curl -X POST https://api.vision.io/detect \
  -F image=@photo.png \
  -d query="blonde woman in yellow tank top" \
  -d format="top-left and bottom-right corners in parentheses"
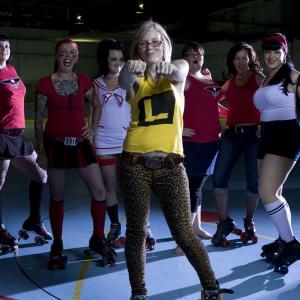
top-left (118, 20), bottom-right (232, 300)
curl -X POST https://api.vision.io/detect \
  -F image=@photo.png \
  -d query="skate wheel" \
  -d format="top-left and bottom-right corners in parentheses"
top-left (19, 229), bottom-right (29, 240)
top-left (1, 245), bottom-right (10, 255)
top-left (62, 255), bottom-right (68, 264)
top-left (34, 236), bottom-right (46, 246)
top-left (261, 251), bottom-right (275, 263)
top-left (240, 232), bottom-right (248, 245)
top-left (109, 261), bottom-right (116, 267)
top-left (47, 261), bottom-right (66, 270)
top-left (47, 256), bottom-right (67, 270)
top-left (145, 243), bottom-right (155, 251)
top-left (274, 264), bottom-right (288, 274)
top-left (97, 258), bottom-right (107, 267)
top-left (221, 239), bottom-right (230, 247)
top-left (111, 237), bottom-right (125, 249)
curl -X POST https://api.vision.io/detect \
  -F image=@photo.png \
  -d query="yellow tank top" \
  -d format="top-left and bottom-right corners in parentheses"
top-left (124, 76), bottom-right (184, 155)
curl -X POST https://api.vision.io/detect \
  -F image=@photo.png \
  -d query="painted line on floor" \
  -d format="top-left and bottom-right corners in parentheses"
top-left (73, 260), bottom-right (92, 300)
top-left (73, 218), bottom-right (276, 299)
top-left (72, 216), bottom-right (126, 300)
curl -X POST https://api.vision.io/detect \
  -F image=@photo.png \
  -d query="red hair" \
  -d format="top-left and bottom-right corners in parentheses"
top-left (55, 39), bottom-right (79, 54)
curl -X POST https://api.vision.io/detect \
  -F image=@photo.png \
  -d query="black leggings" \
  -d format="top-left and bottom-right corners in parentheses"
top-left (119, 160), bottom-right (216, 296)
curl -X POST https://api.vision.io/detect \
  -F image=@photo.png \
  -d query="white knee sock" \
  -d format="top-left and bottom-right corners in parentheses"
top-left (264, 199), bottom-right (294, 242)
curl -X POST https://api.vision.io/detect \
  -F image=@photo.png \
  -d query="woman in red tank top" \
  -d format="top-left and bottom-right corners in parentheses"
top-left (174, 41), bottom-right (224, 256)
top-left (211, 42), bottom-right (265, 247)
top-left (0, 34), bottom-right (50, 254)
top-left (35, 39), bottom-right (115, 270)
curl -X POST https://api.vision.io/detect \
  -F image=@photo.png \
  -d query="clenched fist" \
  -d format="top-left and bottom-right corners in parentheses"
top-left (125, 60), bottom-right (146, 77)
top-left (156, 62), bottom-right (179, 80)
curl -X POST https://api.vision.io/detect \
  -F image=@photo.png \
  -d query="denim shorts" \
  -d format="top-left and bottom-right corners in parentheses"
top-left (183, 140), bottom-right (220, 177)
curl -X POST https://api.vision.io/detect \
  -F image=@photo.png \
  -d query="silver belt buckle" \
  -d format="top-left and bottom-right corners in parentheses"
top-left (64, 137), bottom-right (77, 146)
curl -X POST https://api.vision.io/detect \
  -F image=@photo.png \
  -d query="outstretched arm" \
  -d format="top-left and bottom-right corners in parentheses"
top-left (156, 59), bottom-right (189, 83)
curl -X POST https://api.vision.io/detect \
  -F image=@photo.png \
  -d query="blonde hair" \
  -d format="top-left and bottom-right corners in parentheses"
top-left (130, 20), bottom-right (172, 62)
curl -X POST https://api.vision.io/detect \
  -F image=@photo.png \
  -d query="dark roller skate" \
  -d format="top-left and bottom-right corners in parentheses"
top-left (145, 226), bottom-right (156, 251)
top-left (201, 281), bottom-right (233, 299)
top-left (130, 295), bottom-right (148, 300)
top-left (273, 239), bottom-right (300, 274)
top-left (0, 224), bottom-right (18, 254)
top-left (240, 218), bottom-right (258, 244)
top-left (47, 239), bottom-right (67, 270)
top-left (211, 217), bottom-right (242, 247)
top-left (107, 223), bottom-right (125, 248)
top-left (84, 235), bottom-right (116, 267)
top-left (19, 218), bottom-right (52, 246)
top-left (260, 237), bottom-right (285, 263)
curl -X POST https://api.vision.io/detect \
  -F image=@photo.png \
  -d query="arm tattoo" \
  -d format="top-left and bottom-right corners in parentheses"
top-left (52, 79), bottom-right (78, 96)
top-left (35, 93), bottom-right (47, 152)
top-left (88, 87), bottom-right (101, 131)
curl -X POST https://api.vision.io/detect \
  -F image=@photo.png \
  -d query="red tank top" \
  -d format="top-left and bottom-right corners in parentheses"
top-left (183, 75), bottom-right (222, 143)
top-left (0, 64), bottom-right (26, 130)
top-left (225, 72), bottom-right (260, 126)
top-left (36, 73), bottom-right (92, 138)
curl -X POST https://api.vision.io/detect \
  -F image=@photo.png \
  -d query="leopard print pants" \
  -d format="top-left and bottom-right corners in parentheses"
top-left (119, 159), bottom-right (216, 296)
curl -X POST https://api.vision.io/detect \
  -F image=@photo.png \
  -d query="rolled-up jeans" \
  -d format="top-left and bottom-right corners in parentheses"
top-left (213, 125), bottom-right (259, 198)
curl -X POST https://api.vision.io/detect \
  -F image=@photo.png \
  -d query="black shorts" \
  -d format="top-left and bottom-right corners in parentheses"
top-left (258, 119), bottom-right (300, 160)
top-left (45, 137), bottom-right (97, 169)
top-left (0, 129), bottom-right (34, 159)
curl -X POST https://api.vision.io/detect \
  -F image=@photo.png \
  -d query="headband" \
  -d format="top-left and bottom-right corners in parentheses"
top-left (263, 35), bottom-right (288, 54)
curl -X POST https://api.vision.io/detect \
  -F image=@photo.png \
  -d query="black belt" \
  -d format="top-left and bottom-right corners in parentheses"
top-left (121, 152), bottom-right (183, 170)
top-left (227, 125), bottom-right (258, 134)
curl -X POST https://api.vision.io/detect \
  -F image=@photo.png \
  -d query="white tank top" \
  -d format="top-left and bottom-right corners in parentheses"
top-left (94, 76), bottom-right (131, 155)
top-left (253, 82), bottom-right (296, 122)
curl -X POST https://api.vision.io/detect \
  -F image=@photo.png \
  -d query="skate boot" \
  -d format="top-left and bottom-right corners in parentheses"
top-left (107, 223), bottom-right (125, 248)
top-left (260, 237), bottom-right (285, 263)
top-left (211, 217), bottom-right (242, 247)
top-left (19, 217), bottom-right (52, 245)
top-left (273, 239), bottom-right (300, 274)
top-left (145, 226), bottom-right (156, 251)
top-left (86, 235), bottom-right (116, 267)
top-left (240, 218), bottom-right (258, 244)
top-left (0, 224), bottom-right (18, 254)
top-left (47, 239), bottom-right (67, 270)
top-left (201, 281), bottom-right (233, 299)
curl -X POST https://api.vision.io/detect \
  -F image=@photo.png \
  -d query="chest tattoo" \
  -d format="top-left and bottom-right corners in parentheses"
top-left (53, 79), bottom-right (78, 96)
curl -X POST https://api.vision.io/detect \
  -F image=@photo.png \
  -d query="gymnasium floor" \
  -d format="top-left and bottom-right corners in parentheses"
top-left (0, 126), bottom-right (300, 300)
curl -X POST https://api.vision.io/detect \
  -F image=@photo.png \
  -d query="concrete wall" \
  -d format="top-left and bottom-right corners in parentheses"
top-left (1, 0), bottom-right (300, 103)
